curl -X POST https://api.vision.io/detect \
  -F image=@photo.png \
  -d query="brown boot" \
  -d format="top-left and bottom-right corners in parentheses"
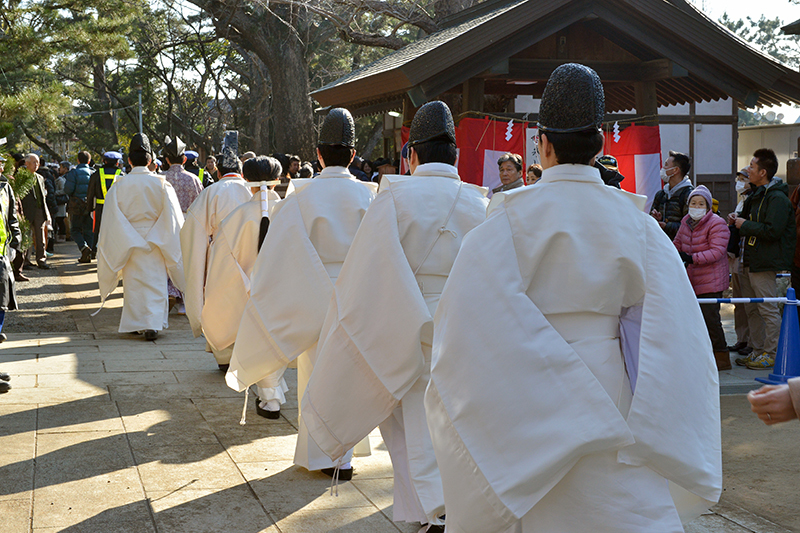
top-left (715, 350), bottom-right (732, 371)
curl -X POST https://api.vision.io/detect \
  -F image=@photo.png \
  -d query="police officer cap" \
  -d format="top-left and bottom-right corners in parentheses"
top-left (538, 63), bottom-right (604, 134)
top-left (185, 150), bottom-right (199, 160)
top-left (129, 133), bottom-right (151, 156)
top-left (407, 101), bottom-right (456, 148)
top-left (162, 136), bottom-right (185, 160)
top-left (596, 154), bottom-right (618, 170)
top-left (103, 151), bottom-right (122, 161)
top-left (318, 108), bottom-right (355, 148)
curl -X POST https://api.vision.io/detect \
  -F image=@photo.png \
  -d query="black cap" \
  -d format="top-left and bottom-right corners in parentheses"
top-left (407, 101), bottom-right (456, 148)
top-left (129, 133), bottom-right (151, 156)
top-left (318, 108), bottom-right (355, 148)
top-left (163, 136), bottom-right (186, 160)
top-left (538, 63), bottom-right (604, 134)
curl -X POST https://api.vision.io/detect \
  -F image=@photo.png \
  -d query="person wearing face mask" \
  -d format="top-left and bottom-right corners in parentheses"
top-left (650, 151), bottom-right (693, 240)
top-left (673, 186), bottom-right (731, 370)
top-left (726, 168), bottom-right (754, 357)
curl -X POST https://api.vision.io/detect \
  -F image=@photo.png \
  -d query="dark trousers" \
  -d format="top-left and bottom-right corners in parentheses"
top-left (71, 212), bottom-right (94, 251)
top-left (93, 206), bottom-right (103, 253)
top-left (30, 210), bottom-right (47, 263)
top-left (56, 216), bottom-right (67, 237)
top-left (698, 291), bottom-right (728, 351)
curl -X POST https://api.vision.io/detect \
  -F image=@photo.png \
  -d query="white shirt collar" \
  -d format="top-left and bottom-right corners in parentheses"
top-left (413, 163), bottom-right (460, 180)
top-left (317, 166), bottom-right (355, 179)
top-left (539, 164), bottom-right (602, 185)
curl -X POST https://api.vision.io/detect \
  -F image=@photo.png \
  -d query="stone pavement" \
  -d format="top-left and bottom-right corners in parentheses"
top-left (0, 241), bottom-right (798, 532)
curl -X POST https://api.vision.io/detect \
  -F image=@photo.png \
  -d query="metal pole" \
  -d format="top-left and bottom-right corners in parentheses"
top-left (136, 85), bottom-right (143, 134)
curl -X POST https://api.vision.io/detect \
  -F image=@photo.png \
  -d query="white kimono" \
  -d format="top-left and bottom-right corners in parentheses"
top-left (301, 163), bottom-right (488, 525)
top-left (229, 166), bottom-right (377, 470)
top-left (180, 173), bottom-right (252, 364)
top-left (424, 164), bottom-right (722, 533)
top-left (204, 190), bottom-right (288, 402)
top-left (96, 167), bottom-right (185, 332)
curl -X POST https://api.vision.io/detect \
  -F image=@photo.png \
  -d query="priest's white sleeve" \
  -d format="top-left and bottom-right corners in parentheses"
top-left (302, 191), bottom-right (428, 461)
top-left (202, 227), bottom-right (248, 353)
top-left (227, 197), bottom-right (333, 392)
top-left (425, 207), bottom-right (636, 533)
top-left (180, 200), bottom-right (211, 337)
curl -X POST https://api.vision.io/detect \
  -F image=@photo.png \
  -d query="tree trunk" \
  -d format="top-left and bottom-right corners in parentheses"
top-left (186, 0), bottom-right (315, 160)
top-left (92, 57), bottom-right (118, 145)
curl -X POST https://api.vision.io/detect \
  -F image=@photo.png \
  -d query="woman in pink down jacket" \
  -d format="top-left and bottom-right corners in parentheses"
top-left (674, 185), bottom-right (731, 370)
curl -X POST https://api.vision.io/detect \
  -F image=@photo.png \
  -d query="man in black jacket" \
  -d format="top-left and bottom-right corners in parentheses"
top-left (650, 151), bottom-right (693, 240)
top-left (732, 148), bottom-right (796, 370)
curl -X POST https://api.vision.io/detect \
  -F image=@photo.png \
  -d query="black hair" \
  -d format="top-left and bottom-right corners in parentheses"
top-left (317, 144), bottom-right (355, 168)
top-left (77, 151), bottom-right (91, 164)
top-left (753, 148), bottom-right (779, 179)
top-left (542, 130), bottom-right (604, 165)
top-left (527, 164), bottom-right (543, 178)
top-left (129, 152), bottom-right (151, 167)
top-left (668, 150), bottom-right (691, 177)
top-left (243, 156), bottom-right (281, 182)
top-left (272, 153), bottom-right (289, 175)
top-left (497, 153), bottom-right (523, 172)
top-left (412, 140), bottom-right (457, 166)
top-left (299, 164), bottom-right (314, 179)
top-left (288, 154), bottom-right (301, 164)
top-left (217, 158), bottom-right (243, 176)
top-left (165, 154), bottom-right (184, 166)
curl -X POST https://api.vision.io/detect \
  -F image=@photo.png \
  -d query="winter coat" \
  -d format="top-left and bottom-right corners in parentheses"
top-left (673, 210), bottom-right (730, 295)
top-left (652, 179), bottom-right (693, 241)
top-left (64, 163), bottom-right (93, 200)
top-left (740, 180), bottom-right (796, 272)
top-left (0, 179), bottom-right (21, 310)
top-left (41, 167), bottom-right (57, 216)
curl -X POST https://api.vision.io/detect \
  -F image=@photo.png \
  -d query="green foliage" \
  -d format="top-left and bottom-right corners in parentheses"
top-left (720, 13), bottom-right (800, 69)
top-left (8, 168), bottom-right (37, 249)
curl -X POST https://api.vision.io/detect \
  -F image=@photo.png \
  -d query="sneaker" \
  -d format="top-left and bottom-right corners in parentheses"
top-left (746, 352), bottom-right (775, 370)
top-left (78, 246), bottom-right (92, 264)
top-left (735, 352), bottom-right (756, 366)
top-left (44, 251), bottom-right (54, 258)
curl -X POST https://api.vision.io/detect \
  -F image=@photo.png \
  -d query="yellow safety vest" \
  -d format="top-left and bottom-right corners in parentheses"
top-left (197, 168), bottom-right (204, 184)
top-left (96, 168), bottom-right (121, 204)
top-left (0, 184), bottom-right (8, 256)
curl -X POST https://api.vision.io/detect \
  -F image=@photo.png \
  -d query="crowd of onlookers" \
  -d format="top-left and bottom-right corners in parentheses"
top-left (652, 148), bottom-right (796, 373)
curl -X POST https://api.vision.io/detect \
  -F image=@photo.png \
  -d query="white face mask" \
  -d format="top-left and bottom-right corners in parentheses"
top-left (688, 207), bottom-right (706, 221)
top-left (735, 180), bottom-right (747, 194)
top-left (660, 167), bottom-right (670, 183)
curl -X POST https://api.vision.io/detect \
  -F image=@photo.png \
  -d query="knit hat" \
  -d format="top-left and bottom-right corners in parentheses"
top-left (688, 185), bottom-right (712, 211)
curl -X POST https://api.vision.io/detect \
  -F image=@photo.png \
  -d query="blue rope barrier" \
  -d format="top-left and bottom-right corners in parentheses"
top-left (697, 297), bottom-right (796, 304)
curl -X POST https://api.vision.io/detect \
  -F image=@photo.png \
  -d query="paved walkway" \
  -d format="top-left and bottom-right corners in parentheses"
top-left (0, 242), bottom-right (798, 532)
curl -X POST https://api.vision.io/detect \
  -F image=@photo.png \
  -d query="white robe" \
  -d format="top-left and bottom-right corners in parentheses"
top-left (229, 166), bottom-right (377, 470)
top-left (180, 173), bottom-right (252, 363)
top-left (96, 167), bottom-right (185, 332)
top-left (301, 164), bottom-right (488, 524)
top-left (424, 164), bottom-right (722, 533)
top-left (204, 191), bottom-right (288, 401)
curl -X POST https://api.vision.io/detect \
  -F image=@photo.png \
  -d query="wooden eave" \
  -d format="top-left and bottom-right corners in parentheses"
top-left (311, 0), bottom-right (800, 113)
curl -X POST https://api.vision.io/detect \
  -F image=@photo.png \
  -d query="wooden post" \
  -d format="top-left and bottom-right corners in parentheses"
top-left (402, 94), bottom-right (418, 128)
top-left (462, 78), bottom-right (485, 113)
top-left (634, 81), bottom-right (659, 123)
